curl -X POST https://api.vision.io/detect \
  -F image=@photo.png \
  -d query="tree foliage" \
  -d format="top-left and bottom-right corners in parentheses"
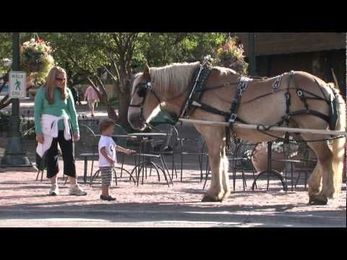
top-left (0, 32), bottom-right (247, 128)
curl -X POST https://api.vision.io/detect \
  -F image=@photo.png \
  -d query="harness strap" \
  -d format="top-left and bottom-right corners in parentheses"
top-left (288, 109), bottom-right (330, 123)
top-left (284, 71), bottom-right (294, 125)
top-left (180, 61), bottom-right (212, 118)
top-left (190, 101), bottom-right (230, 117)
top-left (227, 77), bottom-right (252, 128)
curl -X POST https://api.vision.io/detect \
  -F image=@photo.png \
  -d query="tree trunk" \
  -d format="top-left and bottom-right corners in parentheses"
top-left (117, 66), bottom-right (131, 128)
top-left (107, 104), bottom-right (118, 121)
top-left (118, 86), bottom-right (130, 128)
top-left (87, 76), bottom-right (119, 121)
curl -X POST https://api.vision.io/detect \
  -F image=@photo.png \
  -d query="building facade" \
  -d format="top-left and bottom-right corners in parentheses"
top-left (234, 33), bottom-right (346, 96)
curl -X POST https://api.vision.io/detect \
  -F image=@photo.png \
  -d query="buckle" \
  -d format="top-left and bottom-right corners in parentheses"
top-left (229, 113), bottom-right (237, 123)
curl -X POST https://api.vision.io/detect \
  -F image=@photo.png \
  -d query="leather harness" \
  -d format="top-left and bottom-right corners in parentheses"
top-left (130, 62), bottom-right (338, 141)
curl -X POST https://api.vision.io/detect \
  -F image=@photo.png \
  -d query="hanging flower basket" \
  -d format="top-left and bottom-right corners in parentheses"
top-left (214, 37), bottom-right (248, 75)
top-left (20, 37), bottom-right (55, 89)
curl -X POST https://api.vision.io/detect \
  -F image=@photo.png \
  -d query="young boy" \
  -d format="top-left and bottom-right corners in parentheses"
top-left (98, 119), bottom-right (135, 201)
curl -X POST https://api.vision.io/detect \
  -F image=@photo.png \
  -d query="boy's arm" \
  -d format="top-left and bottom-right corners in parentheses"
top-left (116, 145), bottom-right (135, 154)
top-left (100, 147), bottom-right (115, 164)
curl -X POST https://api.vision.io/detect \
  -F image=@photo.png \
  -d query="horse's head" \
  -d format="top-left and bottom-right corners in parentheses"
top-left (128, 64), bottom-right (161, 130)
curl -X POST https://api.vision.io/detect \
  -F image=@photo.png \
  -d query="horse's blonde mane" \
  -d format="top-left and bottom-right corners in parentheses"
top-left (150, 62), bottom-right (200, 93)
top-left (131, 62), bottom-right (240, 96)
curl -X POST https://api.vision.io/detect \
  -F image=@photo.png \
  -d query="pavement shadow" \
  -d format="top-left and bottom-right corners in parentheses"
top-left (1, 199), bottom-right (345, 227)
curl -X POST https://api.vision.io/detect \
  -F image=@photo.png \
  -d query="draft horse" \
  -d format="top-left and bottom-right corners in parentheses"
top-left (128, 61), bottom-right (346, 205)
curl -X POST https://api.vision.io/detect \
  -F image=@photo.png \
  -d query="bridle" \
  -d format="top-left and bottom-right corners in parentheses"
top-left (128, 78), bottom-right (191, 123)
top-left (129, 80), bottom-right (162, 122)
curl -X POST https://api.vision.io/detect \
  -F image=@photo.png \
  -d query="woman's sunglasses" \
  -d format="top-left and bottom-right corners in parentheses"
top-left (55, 77), bottom-right (66, 82)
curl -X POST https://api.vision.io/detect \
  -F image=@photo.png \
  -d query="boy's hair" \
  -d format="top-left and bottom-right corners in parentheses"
top-left (99, 118), bottom-right (115, 133)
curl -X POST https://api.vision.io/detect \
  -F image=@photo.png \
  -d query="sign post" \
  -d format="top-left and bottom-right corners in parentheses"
top-left (1, 33), bottom-right (31, 168)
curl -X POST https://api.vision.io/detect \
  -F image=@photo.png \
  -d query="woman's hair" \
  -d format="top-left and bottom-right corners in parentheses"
top-left (45, 66), bottom-right (68, 104)
top-left (99, 118), bottom-right (115, 133)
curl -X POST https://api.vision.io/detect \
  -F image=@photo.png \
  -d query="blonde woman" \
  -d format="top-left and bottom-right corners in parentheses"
top-left (34, 66), bottom-right (87, 196)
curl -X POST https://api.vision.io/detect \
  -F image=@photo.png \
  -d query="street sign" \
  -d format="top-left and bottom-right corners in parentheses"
top-left (9, 71), bottom-right (26, 98)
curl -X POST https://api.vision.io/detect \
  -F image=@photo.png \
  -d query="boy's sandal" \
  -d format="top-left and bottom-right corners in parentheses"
top-left (100, 195), bottom-right (116, 201)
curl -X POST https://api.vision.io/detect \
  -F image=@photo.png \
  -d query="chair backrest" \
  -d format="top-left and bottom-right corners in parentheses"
top-left (150, 124), bottom-right (180, 152)
top-left (228, 138), bottom-right (257, 170)
top-left (176, 123), bottom-right (207, 153)
top-left (78, 118), bottom-right (100, 134)
top-left (293, 141), bottom-right (317, 169)
top-left (113, 123), bottom-right (128, 147)
top-left (77, 124), bottom-right (99, 154)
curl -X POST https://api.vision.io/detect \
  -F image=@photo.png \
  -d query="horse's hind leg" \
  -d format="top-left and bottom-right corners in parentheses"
top-left (307, 163), bottom-right (322, 196)
top-left (302, 135), bottom-right (334, 205)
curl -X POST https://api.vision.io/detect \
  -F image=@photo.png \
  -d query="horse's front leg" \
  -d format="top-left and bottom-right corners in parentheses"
top-left (221, 145), bottom-right (231, 200)
top-left (201, 132), bottom-right (225, 202)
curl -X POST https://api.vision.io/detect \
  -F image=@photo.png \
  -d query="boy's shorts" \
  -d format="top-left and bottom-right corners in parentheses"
top-left (100, 167), bottom-right (113, 186)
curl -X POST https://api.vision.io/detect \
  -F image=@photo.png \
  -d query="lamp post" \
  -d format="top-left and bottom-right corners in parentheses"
top-left (248, 32), bottom-right (256, 75)
top-left (0, 33), bottom-right (31, 167)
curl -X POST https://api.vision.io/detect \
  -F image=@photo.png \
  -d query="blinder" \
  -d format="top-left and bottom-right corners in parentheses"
top-left (137, 81), bottom-right (151, 98)
top-left (129, 81), bottom-right (152, 108)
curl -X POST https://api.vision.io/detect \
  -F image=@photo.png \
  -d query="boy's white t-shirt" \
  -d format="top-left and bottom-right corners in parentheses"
top-left (98, 135), bottom-right (117, 167)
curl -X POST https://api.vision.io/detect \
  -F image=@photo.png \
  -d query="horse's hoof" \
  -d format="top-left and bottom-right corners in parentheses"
top-left (222, 191), bottom-right (231, 201)
top-left (201, 195), bottom-right (222, 202)
top-left (309, 195), bottom-right (328, 205)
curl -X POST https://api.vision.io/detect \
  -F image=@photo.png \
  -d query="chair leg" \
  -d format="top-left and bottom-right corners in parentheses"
top-left (159, 157), bottom-right (171, 187)
top-left (251, 167), bottom-right (257, 189)
top-left (120, 154), bottom-right (125, 178)
top-left (198, 154), bottom-right (203, 182)
top-left (113, 168), bottom-right (118, 186)
top-left (233, 163), bottom-right (236, 191)
top-left (83, 158), bottom-right (88, 184)
top-left (202, 170), bottom-right (209, 190)
top-left (294, 171), bottom-right (301, 189)
top-left (180, 152), bottom-right (183, 182)
top-left (90, 169), bottom-right (101, 186)
top-left (241, 168), bottom-right (247, 191)
top-left (90, 159), bottom-right (94, 180)
top-left (304, 171), bottom-right (308, 189)
top-left (162, 156), bottom-right (173, 185)
top-left (136, 165), bottom-right (144, 186)
top-left (172, 154), bottom-right (177, 180)
top-left (205, 156), bottom-right (209, 176)
top-left (142, 164), bottom-right (145, 185)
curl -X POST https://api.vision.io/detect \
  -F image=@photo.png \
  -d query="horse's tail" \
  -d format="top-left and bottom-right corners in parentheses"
top-left (331, 89), bottom-right (346, 196)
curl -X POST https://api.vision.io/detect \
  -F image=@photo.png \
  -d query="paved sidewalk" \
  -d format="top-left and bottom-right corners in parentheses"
top-left (0, 161), bottom-right (345, 227)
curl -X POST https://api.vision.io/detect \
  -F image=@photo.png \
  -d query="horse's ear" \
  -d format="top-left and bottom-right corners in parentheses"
top-left (143, 63), bottom-right (150, 81)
